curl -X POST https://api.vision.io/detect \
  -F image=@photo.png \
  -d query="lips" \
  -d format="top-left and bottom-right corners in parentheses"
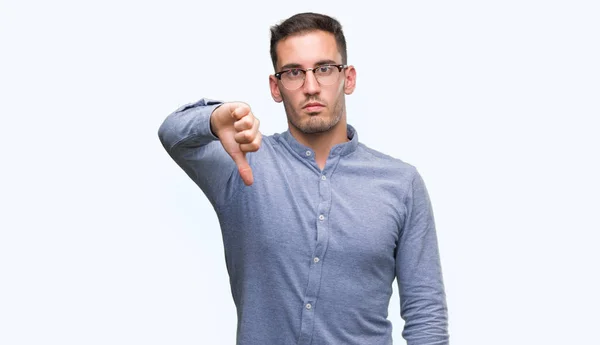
top-left (303, 102), bottom-right (325, 112)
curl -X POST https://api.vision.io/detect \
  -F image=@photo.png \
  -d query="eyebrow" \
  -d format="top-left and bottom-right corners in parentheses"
top-left (280, 59), bottom-right (340, 70)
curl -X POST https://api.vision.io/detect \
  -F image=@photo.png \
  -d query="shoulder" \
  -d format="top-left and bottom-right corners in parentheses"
top-left (352, 141), bottom-right (419, 181)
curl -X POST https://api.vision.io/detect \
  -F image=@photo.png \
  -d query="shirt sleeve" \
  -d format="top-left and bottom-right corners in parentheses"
top-left (157, 98), bottom-right (244, 209)
top-left (396, 168), bottom-right (449, 345)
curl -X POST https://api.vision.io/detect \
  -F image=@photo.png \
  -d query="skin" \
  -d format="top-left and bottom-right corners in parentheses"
top-left (269, 30), bottom-right (357, 169)
top-left (211, 29), bottom-right (356, 185)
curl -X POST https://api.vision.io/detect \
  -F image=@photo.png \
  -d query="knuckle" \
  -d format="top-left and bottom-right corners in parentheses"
top-left (234, 120), bottom-right (245, 131)
top-left (251, 138), bottom-right (262, 151)
top-left (235, 117), bottom-right (250, 130)
top-left (241, 141), bottom-right (260, 152)
top-left (233, 104), bottom-right (250, 119)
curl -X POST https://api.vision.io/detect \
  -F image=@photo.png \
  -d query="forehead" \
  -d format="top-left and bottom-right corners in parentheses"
top-left (276, 30), bottom-right (341, 69)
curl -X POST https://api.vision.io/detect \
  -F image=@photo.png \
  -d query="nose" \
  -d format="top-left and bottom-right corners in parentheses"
top-left (302, 69), bottom-right (321, 95)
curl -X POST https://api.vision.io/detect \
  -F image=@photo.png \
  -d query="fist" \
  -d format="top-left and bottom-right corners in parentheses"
top-left (211, 102), bottom-right (262, 186)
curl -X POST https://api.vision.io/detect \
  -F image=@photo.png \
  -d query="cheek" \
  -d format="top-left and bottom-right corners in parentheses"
top-left (282, 91), bottom-right (302, 107)
top-left (280, 91), bottom-right (291, 105)
top-left (281, 93), bottom-right (297, 113)
top-left (328, 83), bottom-right (345, 105)
top-left (338, 79), bottom-right (346, 94)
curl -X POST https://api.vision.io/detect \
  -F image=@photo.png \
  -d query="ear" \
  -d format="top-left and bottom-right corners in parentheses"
top-left (343, 65), bottom-right (357, 95)
top-left (269, 75), bottom-right (283, 103)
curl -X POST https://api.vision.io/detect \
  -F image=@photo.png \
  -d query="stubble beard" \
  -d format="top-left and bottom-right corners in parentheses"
top-left (283, 94), bottom-right (346, 135)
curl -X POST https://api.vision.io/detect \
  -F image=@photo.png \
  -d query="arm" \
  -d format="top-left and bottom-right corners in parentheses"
top-left (396, 168), bottom-right (449, 345)
top-left (157, 98), bottom-right (260, 208)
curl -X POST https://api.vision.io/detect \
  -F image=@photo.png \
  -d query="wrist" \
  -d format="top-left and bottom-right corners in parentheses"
top-left (210, 103), bottom-right (225, 138)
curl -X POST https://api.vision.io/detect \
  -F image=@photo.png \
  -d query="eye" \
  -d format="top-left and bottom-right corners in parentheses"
top-left (317, 65), bottom-right (332, 73)
top-left (315, 65), bottom-right (335, 76)
top-left (287, 69), bottom-right (302, 77)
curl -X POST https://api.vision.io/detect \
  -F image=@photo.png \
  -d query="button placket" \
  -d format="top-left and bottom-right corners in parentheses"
top-left (298, 166), bottom-right (333, 345)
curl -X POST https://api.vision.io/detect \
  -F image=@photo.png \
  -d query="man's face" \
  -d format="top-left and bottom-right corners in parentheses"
top-left (269, 30), bottom-right (356, 135)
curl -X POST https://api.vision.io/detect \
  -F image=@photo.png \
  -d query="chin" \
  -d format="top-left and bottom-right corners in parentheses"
top-left (294, 116), bottom-right (339, 134)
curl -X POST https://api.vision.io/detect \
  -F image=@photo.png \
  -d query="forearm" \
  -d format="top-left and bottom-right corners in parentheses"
top-left (157, 98), bottom-right (240, 207)
top-left (158, 98), bottom-right (223, 154)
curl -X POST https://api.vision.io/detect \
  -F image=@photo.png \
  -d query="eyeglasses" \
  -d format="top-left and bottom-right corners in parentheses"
top-left (274, 64), bottom-right (348, 90)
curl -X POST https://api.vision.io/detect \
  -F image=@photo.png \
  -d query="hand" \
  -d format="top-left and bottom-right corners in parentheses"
top-left (210, 102), bottom-right (262, 186)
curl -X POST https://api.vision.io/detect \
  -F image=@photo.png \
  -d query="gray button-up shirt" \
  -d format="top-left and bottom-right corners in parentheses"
top-left (158, 98), bottom-right (449, 345)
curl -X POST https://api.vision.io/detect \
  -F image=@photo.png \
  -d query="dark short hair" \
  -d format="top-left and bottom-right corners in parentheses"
top-left (269, 12), bottom-right (347, 70)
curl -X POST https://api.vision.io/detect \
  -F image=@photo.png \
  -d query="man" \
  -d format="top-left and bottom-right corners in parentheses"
top-left (158, 12), bottom-right (449, 345)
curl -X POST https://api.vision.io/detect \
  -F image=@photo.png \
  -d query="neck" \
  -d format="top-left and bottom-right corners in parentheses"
top-left (289, 117), bottom-right (349, 170)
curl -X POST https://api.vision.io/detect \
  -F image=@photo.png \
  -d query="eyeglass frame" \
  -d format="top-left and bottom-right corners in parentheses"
top-left (274, 64), bottom-right (348, 90)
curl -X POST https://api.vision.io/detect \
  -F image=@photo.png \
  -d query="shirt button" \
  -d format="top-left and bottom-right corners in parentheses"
top-left (321, 175), bottom-right (326, 180)
top-left (313, 257), bottom-right (320, 263)
top-left (305, 151), bottom-right (312, 156)
top-left (318, 214), bottom-right (325, 221)
top-left (306, 303), bottom-right (312, 310)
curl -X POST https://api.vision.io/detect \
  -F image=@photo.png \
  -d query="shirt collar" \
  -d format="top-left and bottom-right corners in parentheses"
top-left (280, 124), bottom-right (359, 158)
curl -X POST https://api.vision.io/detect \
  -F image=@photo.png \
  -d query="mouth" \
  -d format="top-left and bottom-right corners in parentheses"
top-left (303, 102), bottom-right (325, 112)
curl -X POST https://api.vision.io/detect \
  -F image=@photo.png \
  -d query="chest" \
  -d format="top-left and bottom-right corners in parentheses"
top-left (224, 160), bottom-right (404, 266)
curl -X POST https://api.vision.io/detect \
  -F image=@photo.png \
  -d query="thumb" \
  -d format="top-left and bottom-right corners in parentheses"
top-left (230, 151), bottom-right (254, 186)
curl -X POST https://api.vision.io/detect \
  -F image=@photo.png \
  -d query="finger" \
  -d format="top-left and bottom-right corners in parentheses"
top-left (231, 104), bottom-right (251, 121)
top-left (234, 114), bottom-right (254, 132)
top-left (234, 117), bottom-right (259, 143)
top-left (239, 131), bottom-right (262, 152)
top-left (230, 151), bottom-right (254, 186)
top-left (234, 129), bottom-right (255, 144)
